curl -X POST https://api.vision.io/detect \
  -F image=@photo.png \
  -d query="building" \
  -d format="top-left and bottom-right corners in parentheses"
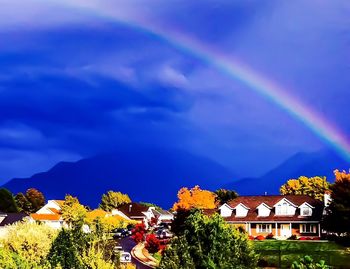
top-left (0, 212), bottom-right (29, 237)
top-left (30, 200), bottom-right (64, 229)
top-left (219, 195), bottom-right (324, 239)
top-left (112, 202), bottom-right (173, 228)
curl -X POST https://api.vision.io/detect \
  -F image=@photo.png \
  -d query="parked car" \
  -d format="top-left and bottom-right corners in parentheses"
top-left (156, 229), bottom-right (173, 239)
top-left (113, 228), bottom-right (129, 239)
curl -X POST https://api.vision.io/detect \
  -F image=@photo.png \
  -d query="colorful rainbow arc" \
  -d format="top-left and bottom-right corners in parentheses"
top-left (52, 1), bottom-right (350, 161)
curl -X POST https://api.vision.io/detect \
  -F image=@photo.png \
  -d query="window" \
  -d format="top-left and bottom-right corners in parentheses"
top-left (276, 202), bottom-right (288, 215)
top-left (300, 224), bottom-right (316, 233)
top-left (301, 206), bottom-right (312, 216)
top-left (257, 224), bottom-right (272, 233)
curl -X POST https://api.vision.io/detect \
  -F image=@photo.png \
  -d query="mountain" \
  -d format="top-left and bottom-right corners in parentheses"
top-left (224, 149), bottom-right (350, 195)
top-left (2, 148), bottom-right (236, 209)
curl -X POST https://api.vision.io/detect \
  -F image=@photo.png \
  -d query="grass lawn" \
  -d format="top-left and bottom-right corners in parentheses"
top-left (253, 240), bottom-right (350, 269)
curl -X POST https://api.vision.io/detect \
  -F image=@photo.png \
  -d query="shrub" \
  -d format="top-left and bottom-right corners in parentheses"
top-left (288, 234), bottom-right (298, 240)
top-left (2, 221), bottom-right (57, 267)
top-left (131, 223), bottom-right (146, 243)
top-left (265, 233), bottom-right (275, 240)
top-left (248, 235), bottom-right (255, 240)
top-left (255, 235), bottom-right (265, 241)
top-left (145, 234), bottom-right (161, 254)
top-left (291, 255), bottom-right (329, 269)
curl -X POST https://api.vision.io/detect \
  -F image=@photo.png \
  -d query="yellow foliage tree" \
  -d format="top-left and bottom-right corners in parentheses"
top-left (61, 195), bottom-right (88, 229)
top-left (99, 191), bottom-right (131, 211)
top-left (280, 176), bottom-right (330, 201)
top-left (172, 185), bottom-right (217, 211)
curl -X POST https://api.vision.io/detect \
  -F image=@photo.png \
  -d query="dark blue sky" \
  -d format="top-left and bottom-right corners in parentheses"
top-left (0, 0), bottom-right (349, 183)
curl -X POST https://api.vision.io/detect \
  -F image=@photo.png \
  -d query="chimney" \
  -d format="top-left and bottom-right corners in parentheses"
top-left (129, 204), bottom-right (132, 213)
top-left (324, 191), bottom-right (332, 207)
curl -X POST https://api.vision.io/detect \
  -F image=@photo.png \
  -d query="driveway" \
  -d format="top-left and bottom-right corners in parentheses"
top-left (119, 237), bottom-right (153, 269)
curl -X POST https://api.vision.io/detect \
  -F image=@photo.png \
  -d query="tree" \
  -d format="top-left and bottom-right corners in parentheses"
top-left (145, 234), bottom-right (161, 254)
top-left (0, 188), bottom-right (18, 213)
top-left (25, 188), bottom-right (45, 212)
top-left (99, 191), bottom-right (131, 211)
top-left (15, 192), bottom-right (31, 213)
top-left (172, 186), bottom-right (217, 211)
top-left (48, 229), bottom-right (82, 269)
top-left (323, 170), bottom-right (350, 235)
top-left (61, 195), bottom-right (87, 229)
top-left (280, 176), bottom-right (330, 201)
top-left (215, 189), bottom-right (238, 204)
top-left (159, 211), bottom-right (257, 269)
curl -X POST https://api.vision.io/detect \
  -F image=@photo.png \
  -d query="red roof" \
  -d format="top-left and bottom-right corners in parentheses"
top-left (223, 195), bottom-right (323, 222)
top-left (117, 203), bottom-right (149, 218)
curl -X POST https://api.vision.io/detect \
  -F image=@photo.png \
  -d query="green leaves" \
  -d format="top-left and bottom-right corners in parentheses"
top-left (159, 211), bottom-right (257, 269)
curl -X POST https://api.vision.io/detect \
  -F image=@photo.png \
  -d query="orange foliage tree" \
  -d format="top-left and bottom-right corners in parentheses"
top-left (172, 185), bottom-right (217, 211)
top-left (334, 169), bottom-right (350, 182)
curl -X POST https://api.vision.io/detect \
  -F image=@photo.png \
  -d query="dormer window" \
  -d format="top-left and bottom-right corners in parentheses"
top-left (299, 202), bottom-right (314, 217)
top-left (274, 198), bottom-right (297, 216)
top-left (276, 202), bottom-right (288, 215)
top-left (234, 203), bottom-right (249, 217)
top-left (257, 203), bottom-right (272, 217)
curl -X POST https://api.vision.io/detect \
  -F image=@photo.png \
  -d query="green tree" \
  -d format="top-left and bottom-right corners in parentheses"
top-left (159, 211), bottom-right (257, 269)
top-left (99, 190), bottom-right (131, 211)
top-left (0, 188), bottom-right (18, 213)
top-left (323, 171), bottom-right (350, 235)
top-left (280, 176), bottom-right (330, 201)
top-left (48, 229), bottom-right (82, 269)
top-left (25, 188), bottom-right (45, 212)
top-left (61, 195), bottom-right (87, 229)
top-left (15, 192), bottom-right (31, 213)
top-left (215, 189), bottom-right (238, 204)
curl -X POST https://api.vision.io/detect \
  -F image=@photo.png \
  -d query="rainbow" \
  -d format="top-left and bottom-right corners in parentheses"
top-left (48, 1), bottom-right (350, 160)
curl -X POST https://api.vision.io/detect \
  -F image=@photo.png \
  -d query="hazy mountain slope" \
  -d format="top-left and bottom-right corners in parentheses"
top-left (3, 148), bottom-right (235, 208)
top-left (225, 150), bottom-right (350, 195)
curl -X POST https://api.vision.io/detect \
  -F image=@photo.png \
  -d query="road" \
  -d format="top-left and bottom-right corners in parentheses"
top-left (119, 237), bottom-right (152, 269)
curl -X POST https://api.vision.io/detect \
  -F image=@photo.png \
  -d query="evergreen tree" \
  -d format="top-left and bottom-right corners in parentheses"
top-left (48, 229), bottom-right (82, 269)
top-left (0, 188), bottom-right (18, 213)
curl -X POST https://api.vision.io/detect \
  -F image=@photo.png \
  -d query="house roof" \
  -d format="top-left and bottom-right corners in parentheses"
top-left (117, 203), bottom-right (149, 218)
top-left (52, 200), bottom-right (65, 207)
top-left (48, 208), bottom-right (61, 214)
top-left (86, 209), bottom-right (108, 219)
top-left (223, 195), bottom-right (323, 222)
top-left (31, 213), bottom-right (61, 221)
top-left (0, 213), bottom-right (28, 226)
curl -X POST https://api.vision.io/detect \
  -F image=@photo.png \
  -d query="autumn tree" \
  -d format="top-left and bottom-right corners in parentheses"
top-left (280, 176), bottom-right (330, 201)
top-left (215, 189), bottom-right (238, 204)
top-left (172, 186), bottom-right (217, 211)
top-left (25, 188), bottom-right (45, 212)
top-left (159, 211), bottom-right (257, 269)
top-left (99, 190), bottom-right (131, 211)
top-left (0, 188), bottom-right (18, 213)
top-left (61, 195), bottom-right (87, 229)
top-left (323, 170), bottom-right (350, 235)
